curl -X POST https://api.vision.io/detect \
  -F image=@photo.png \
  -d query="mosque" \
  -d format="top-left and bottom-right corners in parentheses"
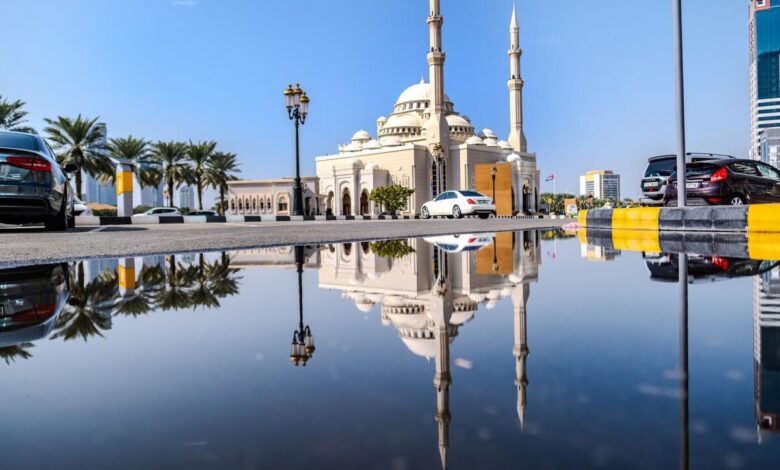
top-left (315, 0), bottom-right (539, 216)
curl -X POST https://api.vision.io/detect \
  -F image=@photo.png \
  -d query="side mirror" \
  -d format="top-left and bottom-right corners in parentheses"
top-left (63, 163), bottom-right (78, 174)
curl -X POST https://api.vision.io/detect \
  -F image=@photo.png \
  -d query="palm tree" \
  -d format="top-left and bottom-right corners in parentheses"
top-left (52, 262), bottom-right (115, 342)
top-left (188, 140), bottom-right (217, 210)
top-left (151, 141), bottom-right (192, 207)
top-left (205, 152), bottom-right (240, 216)
top-left (109, 136), bottom-right (160, 189)
top-left (0, 95), bottom-right (36, 134)
top-left (44, 115), bottom-right (113, 200)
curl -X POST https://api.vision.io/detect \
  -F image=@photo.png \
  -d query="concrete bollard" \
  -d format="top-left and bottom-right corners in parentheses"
top-left (115, 163), bottom-right (133, 217)
top-left (117, 257), bottom-right (136, 297)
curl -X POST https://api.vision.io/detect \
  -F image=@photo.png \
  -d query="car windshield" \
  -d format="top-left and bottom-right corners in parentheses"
top-left (0, 133), bottom-right (41, 152)
top-left (644, 158), bottom-right (676, 177)
top-left (459, 190), bottom-right (486, 197)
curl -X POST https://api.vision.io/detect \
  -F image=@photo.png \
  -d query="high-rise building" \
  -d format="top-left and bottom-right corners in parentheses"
top-left (753, 267), bottom-right (780, 436)
top-left (579, 170), bottom-right (621, 200)
top-left (140, 181), bottom-right (164, 208)
top-left (83, 123), bottom-right (117, 205)
top-left (749, 0), bottom-right (780, 160)
top-left (760, 127), bottom-right (780, 168)
top-left (179, 184), bottom-right (195, 210)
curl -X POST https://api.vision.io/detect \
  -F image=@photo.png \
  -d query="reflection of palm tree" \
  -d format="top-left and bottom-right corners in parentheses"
top-left (154, 256), bottom-right (194, 311)
top-left (190, 253), bottom-right (220, 310)
top-left (207, 253), bottom-right (241, 299)
top-left (0, 343), bottom-right (34, 364)
top-left (52, 263), bottom-right (115, 341)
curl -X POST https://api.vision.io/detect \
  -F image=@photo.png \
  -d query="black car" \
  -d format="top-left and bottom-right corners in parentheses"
top-left (0, 130), bottom-right (77, 230)
top-left (640, 153), bottom-right (734, 206)
top-left (666, 159), bottom-right (780, 206)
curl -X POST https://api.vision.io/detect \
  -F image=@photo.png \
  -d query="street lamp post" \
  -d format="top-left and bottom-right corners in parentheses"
top-left (289, 245), bottom-right (315, 367)
top-left (284, 84), bottom-right (310, 216)
top-left (491, 166), bottom-right (498, 203)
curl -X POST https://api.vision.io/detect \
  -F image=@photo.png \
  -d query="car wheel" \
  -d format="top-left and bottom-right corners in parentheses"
top-left (452, 205), bottom-right (462, 219)
top-left (421, 206), bottom-right (430, 219)
top-left (45, 198), bottom-right (68, 231)
top-left (729, 195), bottom-right (745, 206)
top-left (479, 213), bottom-right (489, 219)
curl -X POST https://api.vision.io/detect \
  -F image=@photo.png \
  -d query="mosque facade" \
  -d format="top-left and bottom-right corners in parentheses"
top-left (315, 0), bottom-right (539, 216)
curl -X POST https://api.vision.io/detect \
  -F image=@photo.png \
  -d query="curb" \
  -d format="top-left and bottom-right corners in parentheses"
top-left (577, 204), bottom-right (780, 233)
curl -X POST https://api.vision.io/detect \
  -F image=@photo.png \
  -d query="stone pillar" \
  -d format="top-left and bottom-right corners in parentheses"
top-left (115, 163), bottom-right (133, 217)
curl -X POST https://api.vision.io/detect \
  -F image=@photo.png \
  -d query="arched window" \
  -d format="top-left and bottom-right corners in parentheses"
top-left (277, 196), bottom-right (289, 213)
top-left (343, 243), bottom-right (352, 257)
top-left (230, 199), bottom-right (236, 211)
top-left (260, 198), bottom-right (265, 211)
top-left (238, 199), bottom-right (243, 211)
top-left (252, 198), bottom-right (257, 211)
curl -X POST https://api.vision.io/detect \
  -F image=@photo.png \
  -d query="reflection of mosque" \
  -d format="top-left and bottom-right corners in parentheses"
top-left (318, 231), bottom-right (541, 467)
top-left (754, 266), bottom-right (780, 439)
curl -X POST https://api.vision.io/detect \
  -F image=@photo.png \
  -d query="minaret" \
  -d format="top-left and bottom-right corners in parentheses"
top-left (425, 0), bottom-right (451, 195)
top-left (512, 282), bottom-right (530, 430)
top-left (507, 4), bottom-right (528, 153)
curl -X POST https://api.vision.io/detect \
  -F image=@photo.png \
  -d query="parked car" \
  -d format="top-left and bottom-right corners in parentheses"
top-left (420, 190), bottom-right (496, 219)
top-left (665, 159), bottom-right (780, 206)
top-left (423, 233), bottom-right (496, 253)
top-left (640, 153), bottom-right (734, 206)
top-left (0, 130), bottom-right (76, 230)
top-left (73, 197), bottom-right (92, 217)
top-left (644, 253), bottom-right (779, 283)
top-left (187, 210), bottom-right (219, 217)
top-left (133, 207), bottom-right (182, 217)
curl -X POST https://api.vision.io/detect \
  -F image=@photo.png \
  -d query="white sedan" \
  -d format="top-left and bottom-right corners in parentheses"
top-left (133, 207), bottom-right (182, 217)
top-left (420, 190), bottom-right (496, 219)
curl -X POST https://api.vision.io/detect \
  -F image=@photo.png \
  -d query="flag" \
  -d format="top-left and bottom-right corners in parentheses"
top-left (545, 174), bottom-right (555, 181)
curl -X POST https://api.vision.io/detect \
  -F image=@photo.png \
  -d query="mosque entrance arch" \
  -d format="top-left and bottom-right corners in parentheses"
top-left (360, 189), bottom-right (370, 215)
top-left (342, 188), bottom-right (352, 216)
top-left (326, 191), bottom-right (334, 214)
top-left (522, 184), bottom-right (531, 214)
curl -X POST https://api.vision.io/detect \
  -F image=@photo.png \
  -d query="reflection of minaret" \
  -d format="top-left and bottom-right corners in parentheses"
top-left (507, 5), bottom-right (527, 153)
top-left (430, 247), bottom-right (453, 469)
top-left (512, 282), bottom-right (530, 429)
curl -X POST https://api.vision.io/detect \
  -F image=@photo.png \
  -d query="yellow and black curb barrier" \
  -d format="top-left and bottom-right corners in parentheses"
top-left (578, 204), bottom-right (780, 233)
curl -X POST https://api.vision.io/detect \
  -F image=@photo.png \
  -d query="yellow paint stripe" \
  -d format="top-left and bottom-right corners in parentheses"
top-left (747, 204), bottom-right (780, 233)
top-left (117, 266), bottom-right (136, 290)
top-left (577, 227), bottom-right (588, 245)
top-left (612, 207), bottom-right (660, 231)
top-left (116, 171), bottom-right (133, 196)
top-left (748, 232), bottom-right (780, 261)
top-left (612, 228), bottom-right (661, 253)
top-left (577, 210), bottom-right (588, 227)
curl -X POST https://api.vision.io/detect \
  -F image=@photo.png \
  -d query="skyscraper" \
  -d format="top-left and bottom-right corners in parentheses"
top-left (83, 123), bottom-right (117, 205)
top-left (579, 170), bottom-right (621, 200)
top-left (749, 0), bottom-right (780, 161)
top-left (179, 184), bottom-right (195, 210)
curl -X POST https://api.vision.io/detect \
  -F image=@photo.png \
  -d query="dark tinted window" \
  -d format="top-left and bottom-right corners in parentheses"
top-left (459, 190), bottom-right (486, 197)
top-left (644, 158), bottom-right (675, 177)
top-left (0, 133), bottom-right (41, 151)
top-left (757, 163), bottom-right (780, 181)
top-left (729, 162), bottom-right (760, 176)
top-left (686, 163), bottom-right (719, 177)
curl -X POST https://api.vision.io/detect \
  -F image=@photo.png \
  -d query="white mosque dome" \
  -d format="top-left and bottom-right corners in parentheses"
top-left (481, 128), bottom-right (497, 138)
top-left (351, 130), bottom-right (371, 142)
top-left (366, 293), bottom-right (384, 303)
top-left (395, 79), bottom-right (452, 107)
top-left (384, 113), bottom-right (422, 129)
top-left (508, 274), bottom-right (522, 284)
top-left (363, 140), bottom-right (381, 150)
top-left (446, 114), bottom-right (471, 127)
top-left (466, 135), bottom-right (485, 145)
top-left (344, 141), bottom-right (363, 152)
top-left (377, 116), bottom-right (387, 123)
top-left (487, 289), bottom-right (502, 300)
top-left (379, 136), bottom-right (402, 146)
top-left (498, 140), bottom-right (512, 149)
top-left (355, 300), bottom-right (375, 313)
top-left (451, 309), bottom-right (476, 326)
top-left (400, 333), bottom-right (436, 359)
top-left (507, 153), bottom-right (521, 162)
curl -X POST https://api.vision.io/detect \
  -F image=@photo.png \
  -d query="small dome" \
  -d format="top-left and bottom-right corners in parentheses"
top-left (507, 153), bottom-right (521, 162)
top-left (395, 79), bottom-right (452, 107)
top-left (451, 309), bottom-right (476, 326)
top-left (365, 162), bottom-right (379, 171)
top-left (351, 158), bottom-right (363, 168)
top-left (355, 301), bottom-right (375, 313)
top-left (400, 334), bottom-right (436, 359)
top-left (384, 113), bottom-right (422, 129)
top-left (377, 116), bottom-right (387, 123)
top-left (351, 130), bottom-right (371, 143)
top-left (446, 114), bottom-right (472, 127)
top-left (344, 141), bottom-right (363, 152)
top-left (468, 292), bottom-right (487, 302)
top-left (485, 299), bottom-right (499, 310)
top-left (466, 135), bottom-right (485, 145)
top-left (379, 136), bottom-right (402, 146)
top-left (498, 140), bottom-right (511, 149)
top-left (508, 274), bottom-right (522, 284)
top-left (481, 128), bottom-right (496, 138)
top-left (363, 140), bottom-right (381, 150)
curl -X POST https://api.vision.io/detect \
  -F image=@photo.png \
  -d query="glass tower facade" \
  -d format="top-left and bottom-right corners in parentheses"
top-left (750, 1), bottom-right (780, 160)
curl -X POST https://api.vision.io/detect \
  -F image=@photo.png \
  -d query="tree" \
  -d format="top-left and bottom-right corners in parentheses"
top-left (108, 136), bottom-right (159, 189)
top-left (368, 185), bottom-right (415, 213)
top-left (151, 141), bottom-right (192, 207)
top-left (187, 140), bottom-right (217, 210)
top-left (44, 115), bottom-right (113, 199)
top-left (205, 152), bottom-right (240, 216)
top-left (370, 239), bottom-right (416, 258)
top-left (0, 95), bottom-right (36, 134)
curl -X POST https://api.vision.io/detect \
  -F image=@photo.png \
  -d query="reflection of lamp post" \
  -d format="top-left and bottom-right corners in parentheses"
top-left (284, 84), bottom-right (310, 216)
top-left (679, 253), bottom-right (689, 470)
top-left (492, 236), bottom-right (499, 273)
top-left (289, 246), bottom-right (315, 366)
top-left (490, 166), bottom-right (498, 203)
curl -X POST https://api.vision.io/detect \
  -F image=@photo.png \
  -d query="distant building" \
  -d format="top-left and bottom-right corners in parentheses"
top-left (178, 185), bottom-right (195, 210)
top-left (754, 267), bottom-right (780, 437)
top-left (83, 123), bottom-right (116, 205)
top-left (760, 128), bottom-right (780, 168)
top-left (749, 0), bottom-right (780, 160)
top-left (579, 170), bottom-right (621, 200)
top-left (227, 177), bottom-right (320, 216)
top-left (140, 181), bottom-right (164, 208)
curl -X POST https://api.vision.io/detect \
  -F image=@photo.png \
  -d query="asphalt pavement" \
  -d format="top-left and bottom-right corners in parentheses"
top-left (0, 218), bottom-right (567, 268)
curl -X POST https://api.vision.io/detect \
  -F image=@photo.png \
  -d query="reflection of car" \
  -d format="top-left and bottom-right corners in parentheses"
top-left (420, 190), bottom-right (496, 219)
top-left (73, 197), bottom-right (92, 216)
top-left (0, 130), bottom-right (77, 230)
top-left (639, 153), bottom-right (732, 206)
top-left (423, 233), bottom-right (496, 253)
top-left (133, 207), bottom-right (182, 217)
top-left (644, 253), bottom-right (780, 283)
top-left (666, 159), bottom-right (780, 206)
top-left (187, 210), bottom-right (218, 217)
top-left (0, 264), bottom-right (70, 348)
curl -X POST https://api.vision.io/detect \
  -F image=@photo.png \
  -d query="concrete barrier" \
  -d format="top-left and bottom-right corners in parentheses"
top-left (578, 204), bottom-right (780, 233)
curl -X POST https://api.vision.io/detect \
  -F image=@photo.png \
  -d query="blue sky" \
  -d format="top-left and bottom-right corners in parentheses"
top-left (1, 0), bottom-right (749, 200)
